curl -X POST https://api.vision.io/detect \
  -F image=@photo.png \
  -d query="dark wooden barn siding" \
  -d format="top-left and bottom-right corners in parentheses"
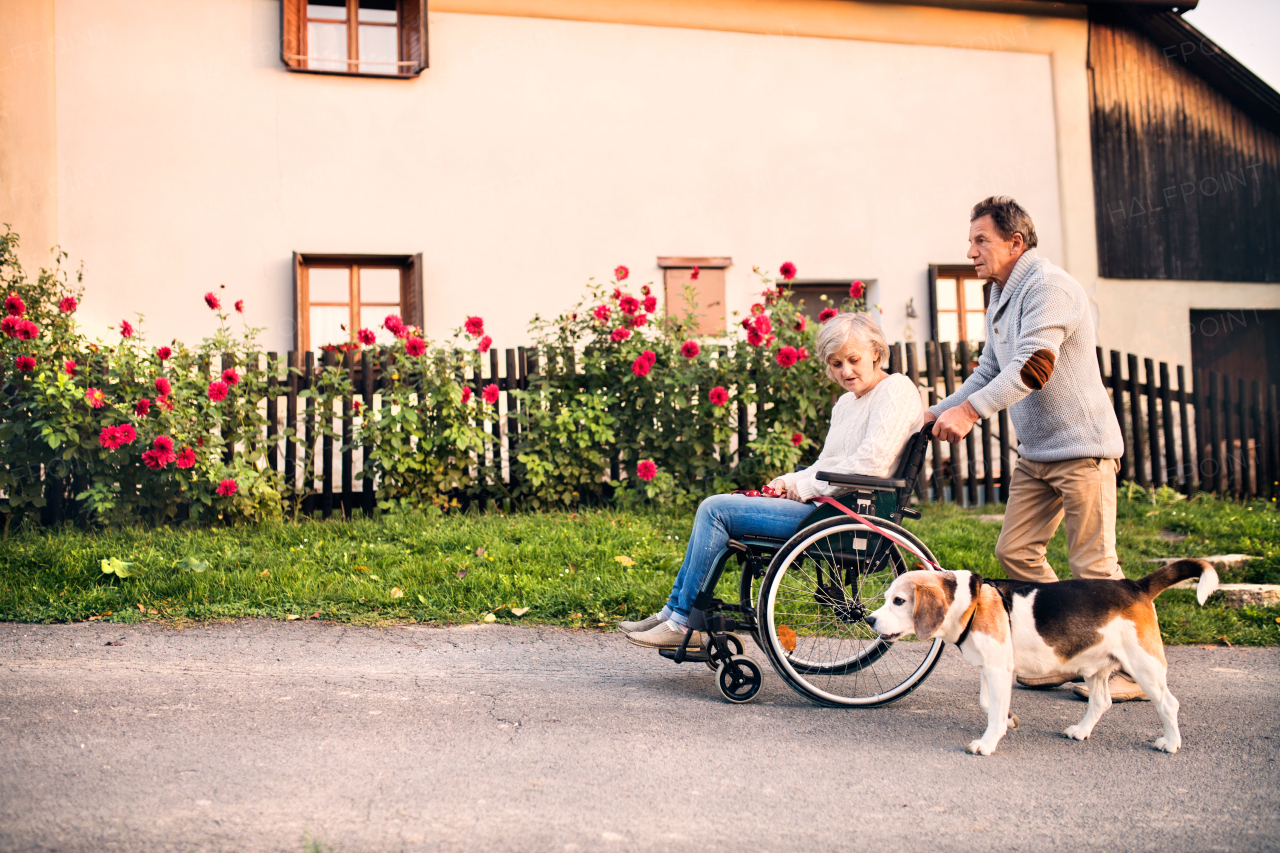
top-left (1088, 18), bottom-right (1280, 282)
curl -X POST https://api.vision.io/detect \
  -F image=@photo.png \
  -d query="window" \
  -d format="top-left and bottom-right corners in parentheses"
top-left (929, 264), bottom-right (991, 343)
top-left (781, 280), bottom-right (876, 325)
top-left (657, 257), bottom-right (730, 336)
top-left (293, 253), bottom-right (423, 352)
top-left (281, 0), bottom-right (427, 77)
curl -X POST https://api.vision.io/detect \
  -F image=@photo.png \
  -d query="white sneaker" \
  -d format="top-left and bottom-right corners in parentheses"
top-left (626, 622), bottom-right (701, 650)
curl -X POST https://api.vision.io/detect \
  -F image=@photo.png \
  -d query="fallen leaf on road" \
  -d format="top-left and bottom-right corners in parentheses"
top-left (482, 613), bottom-right (497, 623)
top-left (177, 557), bottom-right (208, 573)
top-left (309, 611), bottom-right (321, 619)
top-left (136, 603), bottom-right (146, 613)
top-left (101, 557), bottom-right (142, 578)
top-left (511, 607), bottom-right (530, 617)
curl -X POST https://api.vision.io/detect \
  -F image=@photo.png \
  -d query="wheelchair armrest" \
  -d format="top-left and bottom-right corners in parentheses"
top-left (814, 471), bottom-right (907, 490)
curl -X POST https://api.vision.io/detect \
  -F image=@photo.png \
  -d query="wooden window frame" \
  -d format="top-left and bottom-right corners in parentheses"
top-left (281, 0), bottom-right (428, 79)
top-left (293, 252), bottom-right (423, 353)
top-left (657, 256), bottom-right (731, 337)
top-left (929, 264), bottom-right (992, 343)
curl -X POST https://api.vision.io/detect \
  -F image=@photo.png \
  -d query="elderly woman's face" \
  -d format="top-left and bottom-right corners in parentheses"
top-left (827, 338), bottom-right (884, 397)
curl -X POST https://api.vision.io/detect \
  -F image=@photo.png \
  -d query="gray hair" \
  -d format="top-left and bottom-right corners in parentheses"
top-left (815, 312), bottom-right (889, 378)
top-left (970, 195), bottom-right (1038, 249)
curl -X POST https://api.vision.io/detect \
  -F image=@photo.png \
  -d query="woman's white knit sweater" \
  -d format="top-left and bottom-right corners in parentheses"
top-left (781, 373), bottom-right (924, 501)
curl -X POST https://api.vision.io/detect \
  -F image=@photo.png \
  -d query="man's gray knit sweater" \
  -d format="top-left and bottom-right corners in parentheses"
top-left (928, 250), bottom-right (1123, 462)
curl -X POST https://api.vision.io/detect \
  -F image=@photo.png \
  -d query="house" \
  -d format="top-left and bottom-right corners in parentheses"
top-left (1, 0), bottom-right (1277, 386)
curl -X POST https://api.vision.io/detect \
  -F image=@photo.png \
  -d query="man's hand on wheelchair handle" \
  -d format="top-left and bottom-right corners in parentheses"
top-left (931, 400), bottom-right (981, 442)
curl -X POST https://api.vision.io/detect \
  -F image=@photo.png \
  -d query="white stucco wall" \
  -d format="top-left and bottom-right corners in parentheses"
top-left (50, 0), bottom-right (1067, 353)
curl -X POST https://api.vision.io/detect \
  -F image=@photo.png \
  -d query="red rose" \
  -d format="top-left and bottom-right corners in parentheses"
top-left (750, 303), bottom-right (764, 316)
top-left (641, 350), bottom-right (657, 366)
top-left (593, 304), bottom-right (611, 323)
top-left (176, 447), bottom-right (196, 469)
top-left (221, 368), bottom-right (240, 386)
top-left (630, 313), bottom-right (648, 329)
top-left (85, 388), bottom-right (106, 409)
top-left (641, 285), bottom-right (651, 296)
top-left (691, 265), bottom-right (700, 280)
top-left (406, 336), bottom-right (426, 357)
top-left (116, 424), bottom-right (137, 444)
top-left (16, 319), bottom-right (38, 340)
top-left (155, 377), bottom-right (171, 396)
top-left (59, 296), bottom-right (77, 313)
top-left (207, 380), bottom-right (229, 402)
top-left (746, 329), bottom-right (765, 347)
top-left (119, 319), bottom-right (134, 338)
top-left (461, 386), bottom-right (473, 404)
top-left (216, 478), bottom-right (238, 497)
top-left (99, 426), bottom-right (123, 450)
top-left (631, 355), bottom-right (652, 378)
top-left (384, 314), bottom-right (404, 335)
top-left (153, 435), bottom-right (174, 454)
top-left (798, 347), bottom-right (810, 360)
top-left (753, 316), bottom-right (772, 336)
top-left (610, 327), bottom-right (631, 343)
top-left (780, 262), bottom-right (797, 281)
top-left (64, 360), bottom-right (77, 377)
top-left (849, 280), bottom-right (864, 299)
top-left (619, 296), bottom-right (640, 316)
top-left (357, 328), bottom-right (376, 346)
top-left (793, 315), bottom-right (807, 332)
top-left (636, 459), bottom-right (657, 482)
top-left (775, 346), bottom-right (799, 368)
top-left (1, 316), bottom-right (19, 337)
top-left (791, 432), bottom-right (804, 447)
top-left (482, 384), bottom-right (500, 404)
top-left (819, 308), bottom-right (837, 323)
top-left (612, 288), bottom-right (621, 300)
top-left (708, 386), bottom-right (728, 406)
top-left (4, 293), bottom-right (24, 316)
top-left (204, 292), bottom-right (220, 311)
top-left (680, 340), bottom-right (700, 358)
top-left (614, 265), bottom-right (629, 281)
top-left (476, 335), bottom-right (492, 354)
top-left (142, 449), bottom-right (168, 470)
top-left (157, 346), bottom-right (172, 361)
top-left (15, 355), bottom-right (35, 372)
top-left (464, 316), bottom-right (485, 337)
top-left (234, 299), bottom-right (244, 313)
top-left (352, 400), bottom-right (363, 413)
top-left (135, 398), bottom-right (152, 417)
top-left (642, 295), bottom-right (656, 313)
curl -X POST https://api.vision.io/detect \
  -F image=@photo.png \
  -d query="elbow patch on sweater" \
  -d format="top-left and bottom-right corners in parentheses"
top-left (1020, 349), bottom-right (1056, 390)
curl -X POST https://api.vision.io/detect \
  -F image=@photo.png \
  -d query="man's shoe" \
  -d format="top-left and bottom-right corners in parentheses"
top-left (1016, 673), bottom-right (1085, 690)
top-left (626, 623), bottom-right (701, 650)
top-left (618, 614), bottom-right (664, 635)
top-left (1072, 671), bottom-right (1149, 702)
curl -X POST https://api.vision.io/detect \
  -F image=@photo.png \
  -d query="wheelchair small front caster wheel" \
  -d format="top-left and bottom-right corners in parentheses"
top-left (704, 633), bottom-right (746, 671)
top-left (715, 655), bottom-right (762, 704)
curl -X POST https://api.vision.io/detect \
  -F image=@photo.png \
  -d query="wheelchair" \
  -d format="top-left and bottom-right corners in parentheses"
top-left (659, 423), bottom-right (946, 707)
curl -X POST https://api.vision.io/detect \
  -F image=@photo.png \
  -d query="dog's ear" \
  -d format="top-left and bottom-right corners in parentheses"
top-left (912, 579), bottom-right (947, 639)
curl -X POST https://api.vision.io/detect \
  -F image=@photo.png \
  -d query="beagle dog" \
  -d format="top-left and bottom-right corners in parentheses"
top-left (866, 559), bottom-right (1218, 756)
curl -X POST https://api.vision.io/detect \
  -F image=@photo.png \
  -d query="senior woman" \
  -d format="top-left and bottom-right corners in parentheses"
top-left (622, 312), bottom-right (925, 650)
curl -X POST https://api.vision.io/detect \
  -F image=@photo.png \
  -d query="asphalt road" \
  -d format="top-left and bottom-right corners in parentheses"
top-left (1, 621), bottom-right (1276, 853)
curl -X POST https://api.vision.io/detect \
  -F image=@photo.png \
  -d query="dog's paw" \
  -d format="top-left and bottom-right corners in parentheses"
top-left (1063, 724), bottom-right (1091, 741)
top-left (1153, 736), bottom-right (1180, 754)
top-left (966, 739), bottom-right (995, 756)
top-left (1007, 713), bottom-right (1019, 731)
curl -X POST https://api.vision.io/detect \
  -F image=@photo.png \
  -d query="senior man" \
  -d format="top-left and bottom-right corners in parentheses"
top-left (927, 196), bottom-right (1142, 701)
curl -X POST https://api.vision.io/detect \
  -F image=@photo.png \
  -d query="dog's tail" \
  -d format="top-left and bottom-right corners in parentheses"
top-left (1137, 558), bottom-right (1219, 605)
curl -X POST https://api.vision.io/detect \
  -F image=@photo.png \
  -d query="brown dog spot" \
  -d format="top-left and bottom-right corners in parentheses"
top-left (972, 585), bottom-right (1010, 642)
top-left (912, 575), bottom-right (953, 640)
top-left (1122, 602), bottom-right (1166, 664)
top-left (1020, 349), bottom-right (1056, 390)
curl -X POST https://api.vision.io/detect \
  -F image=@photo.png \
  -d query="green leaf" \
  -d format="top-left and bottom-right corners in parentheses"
top-left (176, 557), bottom-right (209, 573)
top-left (100, 557), bottom-right (143, 578)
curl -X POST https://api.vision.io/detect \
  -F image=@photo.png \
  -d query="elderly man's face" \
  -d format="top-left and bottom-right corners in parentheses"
top-left (967, 215), bottom-right (1025, 285)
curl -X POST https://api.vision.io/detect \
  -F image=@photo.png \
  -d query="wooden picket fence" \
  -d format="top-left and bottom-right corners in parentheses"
top-left (237, 341), bottom-right (1278, 520)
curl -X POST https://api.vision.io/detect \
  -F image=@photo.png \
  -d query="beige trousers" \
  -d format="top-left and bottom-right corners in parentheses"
top-left (995, 456), bottom-right (1124, 583)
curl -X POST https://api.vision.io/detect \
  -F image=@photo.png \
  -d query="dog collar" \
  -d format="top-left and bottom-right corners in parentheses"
top-left (953, 576), bottom-right (1012, 648)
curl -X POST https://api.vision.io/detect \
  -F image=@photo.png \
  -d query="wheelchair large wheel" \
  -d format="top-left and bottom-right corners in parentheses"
top-left (758, 515), bottom-right (945, 708)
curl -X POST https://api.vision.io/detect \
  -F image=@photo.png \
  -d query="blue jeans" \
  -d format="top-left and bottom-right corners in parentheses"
top-left (661, 494), bottom-right (816, 627)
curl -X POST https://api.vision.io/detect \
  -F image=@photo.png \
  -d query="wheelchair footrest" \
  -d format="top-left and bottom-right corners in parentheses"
top-left (658, 648), bottom-right (712, 664)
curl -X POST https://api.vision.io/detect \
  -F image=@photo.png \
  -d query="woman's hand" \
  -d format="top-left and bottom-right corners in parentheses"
top-left (765, 478), bottom-right (804, 502)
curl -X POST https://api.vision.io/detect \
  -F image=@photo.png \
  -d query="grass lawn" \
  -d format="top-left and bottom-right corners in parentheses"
top-left (1, 487), bottom-right (1277, 645)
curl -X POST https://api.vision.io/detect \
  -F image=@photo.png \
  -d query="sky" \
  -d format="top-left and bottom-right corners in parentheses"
top-left (1182, 0), bottom-right (1280, 93)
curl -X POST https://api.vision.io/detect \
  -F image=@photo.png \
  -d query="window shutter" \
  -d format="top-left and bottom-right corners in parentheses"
top-left (400, 0), bottom-right (427, 72)
top-left (403, 253), bottom-right (424, 329)
top-left (281, 0), bottom-right (304, 69)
